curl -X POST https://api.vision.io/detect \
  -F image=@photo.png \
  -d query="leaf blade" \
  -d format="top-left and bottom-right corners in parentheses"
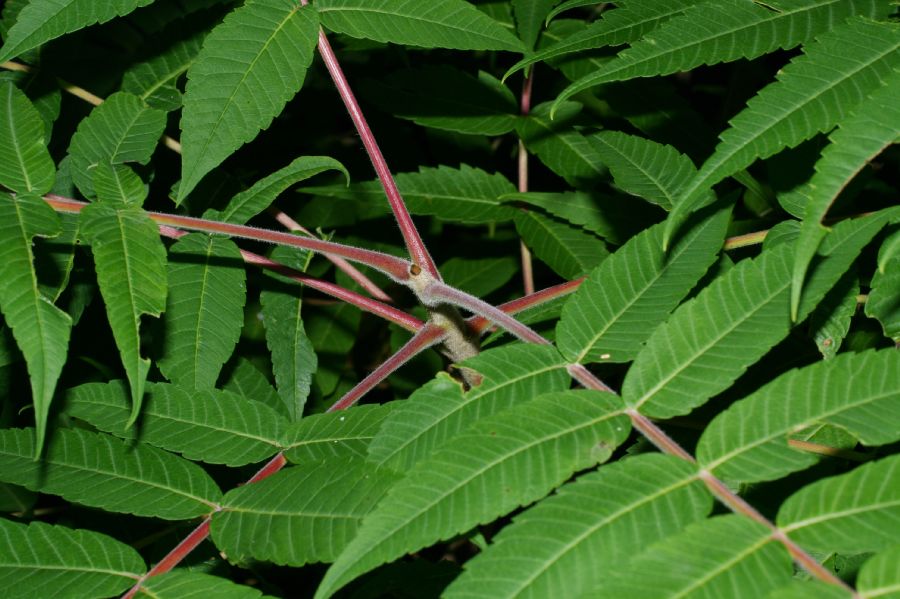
top-left (0, 81), bottom-right (54, 195)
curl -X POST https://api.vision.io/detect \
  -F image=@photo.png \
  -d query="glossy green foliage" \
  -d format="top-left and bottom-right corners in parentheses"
top-left (0, 0), bottom-right (897, 597)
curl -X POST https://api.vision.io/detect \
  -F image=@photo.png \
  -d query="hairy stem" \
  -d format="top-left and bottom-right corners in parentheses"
top-left (269, 208), bottom-right (393, 303)
top-left (468, 278), bottom-right (584, 334)
top-left (518, 68), bottom-right (535, 296)
top-left (45, 195), bottom-right (413, 281)
top-left (300, 6), bottom-right (439, 280)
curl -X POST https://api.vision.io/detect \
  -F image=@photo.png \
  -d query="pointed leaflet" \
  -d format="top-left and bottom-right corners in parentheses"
top-left (222, 357), bottom-right (288, 418)
top-left (67, 92), bottom-right (166, 200)
top-left (367, 344), bottom-right (570, 470)
top-left (808, 271), bottom-right (857, 359)
top-left (514, 210), bottom-right (608, 279)
top-left (0, 428), bottom-right (221, 520)
top-left (315, 0), bottom-right (524, 52)
top-left (80, 202), bottom-right (167, 425)
top-left (91, 163), bottom-right (148, 206)
top-left (505, 0), bottom-right (698, 81)
top-left (698, 349), bottom-right (900, 483)
top-left (545, 0), bottom-right (598, 23)
top-left (516, 102), bottom-right (607, 189)
top-left (778, 455), bottom-right (900, 554)
top-left (553, 0), bottom-right (887, 108)
top-left (512, 0), bottom-right (558, 50)
top-left (440, 257), bottom-right (517, 297)
top-left (65, 381), bottom-right (287, 467)
top-left (139, 572), bottom-right (265, 599)
top-left (766, 582), bottom-right (852, 599)
top-left (260, 245), bottom-right (316, 420)
top-left (206, 156), bottom-right (348, 225)
top-left (0, 82), bottom-right (54, 195)
top-left (0, 193), bottom-right (71, 454)
top-left (282, 403), bottom-right (396, 463)
top-left (444, 455), bottom-right (711, 599)
top-left (589, 515), bottom-right (792, 599)
top-left (663, 17), bottom-right (900, 247)
top-left (501, 191), bottom-right (625, 242)
top-left (211, 457), bottom-right (402, 566)
top-left (0, 520), bottom-right (145, 598)
top-left (622, 206), bottom-right (894, 420)
top-left (866, 252), bottom-right (900, 341)
top-left (790, 70), bottom-right (900, 320)
top-left (557, 199), bottom-right (729, 365)
top-left (857, 546), bottom-right (900, 599)
top-left (121, 30), bottom-right (207, 112)
top-left (0, 0), bottom-right (155, 62)
top-left (300, 164), bottom-right (516, 224)
top-left (178, 0), bottom-right (319, 201)
top-left (158, 233), bottom-right (246, 389)
top-left (317, 391), bottom-right (630, 598)
top-left (585, 131), bottom-right (700, 211)
top-left (360, 67), bottom-right (518, 136)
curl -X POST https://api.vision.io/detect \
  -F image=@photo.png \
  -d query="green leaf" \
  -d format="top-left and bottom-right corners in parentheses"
top-left (282, 403), bottom-right (396, 464)
top-left (138, 571), bottom-right (266, 599)
top-left (211, 457), bottom-right (402, 566)
top-left (0, 193), bottom-right (71, 454)
top-left (698, 349), bottom-right (900, 483)
top-left (159, 234), bottom-right (246, 389)
top-left (260, 281), bottom-right (316, 420)
top-left (866, 254), bottom-right (900, 341)
top-left (557, 204), bottom-right (729, 364)
top-left (663, 17), bottom-right (900, 247)
top-left (439, 256), bottom-right (517, 298)
top-left (0, 519), bottom-right (145, 599)
top-left (80, 202), bottom-right (167, 425)
top-left (545, 0), bottom-right (599, 24)
top-left (515, 210), bottom-right (608, 279)
top-left (778, 455), bottom-right (900, 554)
top-left (512, 0), bottom-right (558, 50)
top-left (766, 581), bottom-right (852, 599)
top-left (444, 455), bottom-right (711, 599)
top-left (208, 156), bottom-right (348, 225)
top-left (222, 358), bottom-right (288, 418)
top-left (623, 244), bottom-right (793, 418)
top-left (0, 428), bottom-right (222, 520)
top-left (585, 130), bottom-right (699, 211)
top-left (367, 344), bottom-right (571, 470)
top-left (791, 71), bottom-right (900, 320)
top-left (67, 92), bottom-right (166, 199)
top-left (554, 0), bottom-right (887, 108)
top-left (516, 102), bottom-right (607, 189)
top-left (808, 271), bottom-right (857, 358)
top-left (0, 0), bottom-right (155, 62)
top-left (66, 381), bottom-right (287, 467)
top-left (360, 66), bottom-right (518, 136)
top-left (315, 0), bottom-right (524, 52)
top-left (857, 546), bottom-right (900, 599)
top-left (318, 390), bottom-right (630, 598)
top-left (501, 191), bottom-right (626, 242)
top-left (91, 163), bottom-right (148, 206)
top-left (178, 0), bottom-right (319, 201)
top-left (506, 0), bottom-right (697, 81)
top-left (589, 515), bottom-right (792, 598)
top-left (300, 164), bottom-right (516, 224)
top-left (121, 30), bottom-right (206, 112)
top-left (0, 82), bottom-right (54, 195)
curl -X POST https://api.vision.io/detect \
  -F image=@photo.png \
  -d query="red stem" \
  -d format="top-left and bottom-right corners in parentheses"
top-left (45, 195), bottom-right (412, 281)
top-left (302, 12), bottom-right (439, 280)
top-left (468, 278), bottom-right (583, 334)
top-left (269, 208), bottom-right (394, 303)
top-left (518, 69), bottom-right (535, 295)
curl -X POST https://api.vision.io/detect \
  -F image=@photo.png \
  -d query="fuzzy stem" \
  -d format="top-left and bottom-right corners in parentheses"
top-left (326, 323), bottom-right (446, 413)
top-left (518, 68), bottom-right (535, 296)
top-left (468, 278), bottom-right (584, 335)
top-left (269, 208), bottom-right (393, 303)
top-left (301, 9), bottom-right (439, 280)
top-left (44, 195), bottom-right (413, 281)
top-left (569, 362), bottom-right (853, 592)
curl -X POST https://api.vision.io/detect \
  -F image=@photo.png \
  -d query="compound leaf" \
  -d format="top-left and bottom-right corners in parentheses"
top-left (80, 202), bottom-right (167, 425)
top-left (0, 519), bottom-right (145, 599)
top-left (0, 428), bottom-right (222, 520)
top-left (178, 0), bottom-right (319, 201)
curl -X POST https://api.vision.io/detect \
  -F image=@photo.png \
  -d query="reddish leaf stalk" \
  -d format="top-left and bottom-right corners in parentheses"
top-left (518, 68), bottom-right (535, 295)
top-left (270, 208), bottom-right (394, 303)
top-left (45, 195), bottom-right (412, 281)
top-left (468, 278), bottom-right (584, 334)
top-left (300, 10), bottom-right (439, 280)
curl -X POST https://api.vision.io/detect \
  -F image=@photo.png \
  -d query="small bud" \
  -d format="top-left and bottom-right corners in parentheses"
top-left (409, 264), bottom-right (422, 276)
